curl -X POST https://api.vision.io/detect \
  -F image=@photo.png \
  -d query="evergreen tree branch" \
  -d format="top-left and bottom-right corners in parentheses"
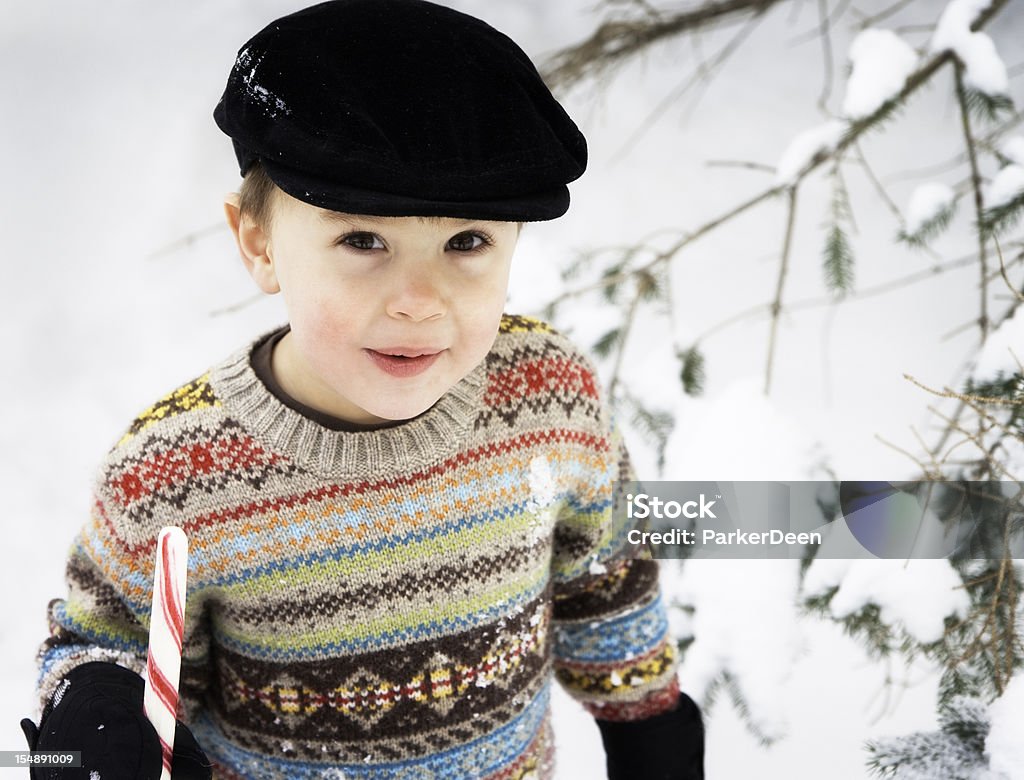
top-left (823, 161), bottom-right (857, 296)
top-left (608, 11), bottom-right (764, 163)
top-left (982, 192), bottom-right (1024, 238)
top-left (855, 0), bottom-right (917, 29)
top-left (903, 375), bottom-right (1023, 410)
top-left (608, 279), bottom-right (647, 400)
top-left (874, 432), bottom-right (941, 478)
top-left (540, 184), bottom-right (781, 311)
top-left (884, 112), bottom-right (1023, 185)
top-left (815, 0), bottom-right (835, 113)
top-left (945, 547), bottom-right (1020, 697)
top-left (954, 63), bottom-right (990, 344)
top-left (931, 295), bottom-right (1024, 456)
top-left (146, 222), bottom-right (225, 260)
top-left (922, 400), bottom-right (1020, 482)
top-left (765, 186), bottom-right (798, 395)
top-left (852, 142), bottom-right (904, 226)
top-left (995, 238), bottom-right (1024, 303)
top-left (704, 158), bottom-right (776, 173)
top-left (210, 293), bottom-right (265, 318)
top-left (540, 0), bottom-right (1011, 317)
top-left (693, 250), bottom-right (982, 344)
top-left (682, 246), bottom-right (1019, 377)
top-left (541, 0), bottom-right (786, 92)
top-left (786, 0), bottom-right (853, 48)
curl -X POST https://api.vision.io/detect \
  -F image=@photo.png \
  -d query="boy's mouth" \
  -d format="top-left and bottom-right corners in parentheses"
top-left (372, 348), bottom-right (442, 358)
top-left (365, 348), bottom-right (444, 378)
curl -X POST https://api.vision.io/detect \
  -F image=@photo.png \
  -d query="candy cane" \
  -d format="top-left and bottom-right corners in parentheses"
top-left (144, 526), bottom-right (189, 780)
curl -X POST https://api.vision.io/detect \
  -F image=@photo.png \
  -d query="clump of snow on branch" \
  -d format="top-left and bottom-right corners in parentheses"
top-left (870, 695), bottom-right (1005, 780)
top-left (664, 378), bottom-right (820, 480)
top-left (802, 559), bottom-right (970, 644)
top-left (774, 121), bottom-right (846, 186)
top-left (973, 307), bottom-right (1024, 380)
top-left (841, 29), bottom-right (918, 119)
top-left (661, 380), bottom-right (817, 739)
top-left (930, 0), bottom-right (1009, 96)
top-left (904, 182), bottom-right (956, 237)
top-left (666, 559), bottom-right (802, 741)
top-left (1001, 136), bottom-right (1024, 166)
top-left (985, 164), bottom-right (1024, 210)
top-left (986, 673), bottom-right (1024, 779)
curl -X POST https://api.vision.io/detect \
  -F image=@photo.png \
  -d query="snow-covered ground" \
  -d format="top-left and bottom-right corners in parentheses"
top-left (3, 1), bottom-right (1023, 778)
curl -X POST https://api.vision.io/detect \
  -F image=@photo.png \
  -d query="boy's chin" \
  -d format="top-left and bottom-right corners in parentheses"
top-left (360, 394), bottom-right (442, 425)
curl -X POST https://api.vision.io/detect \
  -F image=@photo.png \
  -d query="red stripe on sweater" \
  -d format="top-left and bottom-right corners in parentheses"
top-left (99, 428), bottom-right (609, 556)
top-left (485, 356), bottom-right (599, 408)
top-left (108, 435), bottom-right (283, 507)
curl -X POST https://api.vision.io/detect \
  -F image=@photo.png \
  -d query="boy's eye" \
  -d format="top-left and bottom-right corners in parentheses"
top-left (446, 232), bottom-right (489, 252)
top-left (338, 232), bottom-right (384, 251)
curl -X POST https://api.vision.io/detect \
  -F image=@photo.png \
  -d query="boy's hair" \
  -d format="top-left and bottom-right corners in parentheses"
top-left (238, 161), bottom-right (278, 229)
top-left (239, 161), bottom-right (524, 234)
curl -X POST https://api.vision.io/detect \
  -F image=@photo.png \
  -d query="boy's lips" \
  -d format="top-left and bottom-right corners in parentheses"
top-left (364, 348), bottom-right (445, 378)
top-left (371, 347), bottom-right (444, 357)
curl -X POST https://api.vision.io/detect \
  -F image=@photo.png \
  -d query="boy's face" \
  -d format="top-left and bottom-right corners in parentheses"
top-left (230, 189), bottom-right (517, 426)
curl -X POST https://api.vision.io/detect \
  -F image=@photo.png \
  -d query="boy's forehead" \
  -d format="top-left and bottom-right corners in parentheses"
top-left (315, 209), bottom-right (488, 229)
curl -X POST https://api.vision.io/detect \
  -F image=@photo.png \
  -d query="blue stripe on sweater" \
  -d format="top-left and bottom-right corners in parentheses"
top-left (191, 683), bottom-right (550, 780)
top-left (553, 595), bottom-right (669, 663)
top-left (86, 492), bottom-right (609, 613)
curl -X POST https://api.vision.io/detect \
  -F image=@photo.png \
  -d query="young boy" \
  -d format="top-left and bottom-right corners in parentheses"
top-left (21, 1), bottom-right (704, 778)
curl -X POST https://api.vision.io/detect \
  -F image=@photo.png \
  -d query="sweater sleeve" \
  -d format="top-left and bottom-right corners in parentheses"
top-left (549, 383), bottom-right (680, 722)
top-left (35, 483), bottom-right (210, 725)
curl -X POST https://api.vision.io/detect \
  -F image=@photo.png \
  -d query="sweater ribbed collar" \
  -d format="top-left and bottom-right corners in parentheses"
top-left (209, 330), bottom-right (486, 479)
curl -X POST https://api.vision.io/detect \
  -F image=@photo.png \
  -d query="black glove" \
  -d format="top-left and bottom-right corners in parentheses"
top-left (20, 662), bottom-right (211, 780)
top-left (596, 692), bottom-right (705, 780)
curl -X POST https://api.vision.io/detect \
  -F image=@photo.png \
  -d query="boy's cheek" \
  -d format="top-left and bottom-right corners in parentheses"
top-left (284, 282), bottom-right (352, 329)
top-left (460, 308), bottom-right (506, 361)
top-left (301, 309), bottom-right (359, 349)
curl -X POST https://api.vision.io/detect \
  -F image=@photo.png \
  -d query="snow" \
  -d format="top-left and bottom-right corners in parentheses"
top-left (773, 121), bottom-right (846, 186)
top-left (803, 559), bottom-right (970, 645)
top-left (930, 0), bottom-right (1009, 96)
top-left (661, 380), bottom-right (816, 740)
top-left (904, 182), bottom-right (956, 237)
top-left (664, 378), bottom-right (822, 480)
top-left (997, 436), bottom-right (1024, 481)
top-left (973, 307), bottom-right (1024, 380)
top-left (1002, 136), bottom-right (1024, 166)
top-left (986, 673), bottom-right (1024, 779)
top-left (6, 2), bottom-right (1024, 779)
top-left (985, 164), bottom-right (1024, 210)
top-left (667, 559), bottom-right (802, 741)
top-left (237, 46), bottom-right (291, 117)
top-left (842, 29), bottom-right (918, 120)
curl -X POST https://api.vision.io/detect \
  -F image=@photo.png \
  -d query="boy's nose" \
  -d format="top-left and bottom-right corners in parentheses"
top-left (384, 267), bottom-right (446, 322)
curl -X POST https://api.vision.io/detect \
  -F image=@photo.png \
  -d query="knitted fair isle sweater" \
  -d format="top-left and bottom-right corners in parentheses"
top-left (37, 315), bottom-right (679, 780)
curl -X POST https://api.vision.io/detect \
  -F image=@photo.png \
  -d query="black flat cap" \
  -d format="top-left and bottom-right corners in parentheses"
top-left (213, 0), bottom-right (587, 221)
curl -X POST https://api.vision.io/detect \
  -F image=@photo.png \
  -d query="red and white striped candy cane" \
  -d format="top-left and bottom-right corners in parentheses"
top-left (144, 526), bottom-right (189, 780)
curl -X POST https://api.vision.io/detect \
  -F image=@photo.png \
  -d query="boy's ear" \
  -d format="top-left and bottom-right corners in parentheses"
top-left (223, 193), bottom-right (280, 294)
